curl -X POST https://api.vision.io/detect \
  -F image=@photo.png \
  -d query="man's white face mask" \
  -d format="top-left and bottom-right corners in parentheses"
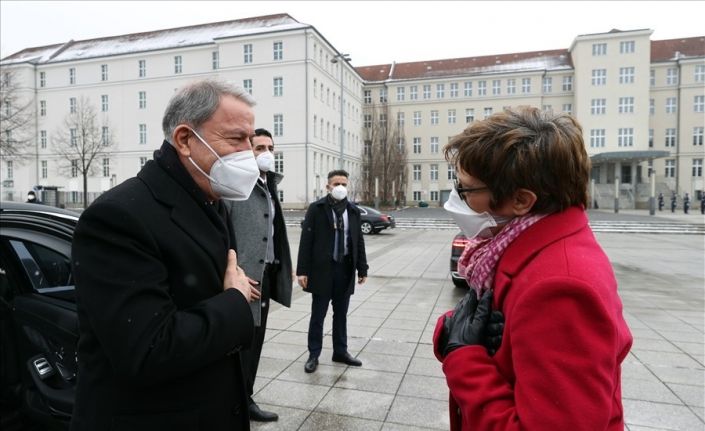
top-left (330, 185), bottom-right (347, 201)
top-left (187, 128), bottom-right (260, 201)
top-left (256, 151), bottom-right (275, 173)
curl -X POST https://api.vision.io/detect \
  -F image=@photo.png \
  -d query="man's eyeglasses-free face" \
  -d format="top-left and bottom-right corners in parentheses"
top-left (454, 178), bottom-right (489, 199)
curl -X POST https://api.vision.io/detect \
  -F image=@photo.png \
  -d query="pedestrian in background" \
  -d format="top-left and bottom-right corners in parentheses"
top-left (683, 193), bottom-right (690, 214)
top-left (26, 190), bottom-right (38, 203)
top-left (435, 107), bottom-right (632, 430)
top-left (700, 194), bottom-right (705, 214)
top-left (225, 128), bottom-right (292, 423)
top-left (657, 192), bottom-right (664, 211)
top-left (671, 192), bottom-right (677, 213)
top-left (297, 170), bottom-right (368, 374)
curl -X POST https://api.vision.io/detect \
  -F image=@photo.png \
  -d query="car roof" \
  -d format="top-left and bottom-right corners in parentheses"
top-left (357, 205), bottom-right (381, 214)
top-left (1, 201), bottom-right (80, 224)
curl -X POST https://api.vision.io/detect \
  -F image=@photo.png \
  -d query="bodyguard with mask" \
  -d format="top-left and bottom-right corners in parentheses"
top-left (224, 128), bottom-right (292, 422)
top-left (297, 170), bottom-right (368, 373)
top-left (70, 80), bottom-right (260, 431)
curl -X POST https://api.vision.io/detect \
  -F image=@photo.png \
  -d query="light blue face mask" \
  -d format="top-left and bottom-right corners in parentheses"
top-left (444, 188), bottom-right (512, 238)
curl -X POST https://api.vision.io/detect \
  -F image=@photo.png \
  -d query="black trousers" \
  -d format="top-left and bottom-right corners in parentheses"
top-left (308, 256), bottom-right (353, 358)
top-left (241, 263), bottom-right (274, 402)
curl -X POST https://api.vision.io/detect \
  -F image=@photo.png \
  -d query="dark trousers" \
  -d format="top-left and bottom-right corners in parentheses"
top-left (241, 264), bottom-right (274, 403)
top-left (307, 257), bottom-right (353, 358)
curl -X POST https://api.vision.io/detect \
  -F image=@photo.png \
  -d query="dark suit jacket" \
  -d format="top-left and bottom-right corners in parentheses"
top-left (296, 197), bottom-right (368, 296)
top-left (70, 145), bottom-right (254, 431)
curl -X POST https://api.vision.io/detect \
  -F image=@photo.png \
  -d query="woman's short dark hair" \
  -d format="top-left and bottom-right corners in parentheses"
top-left (444, 106), bottom-right (590, 214)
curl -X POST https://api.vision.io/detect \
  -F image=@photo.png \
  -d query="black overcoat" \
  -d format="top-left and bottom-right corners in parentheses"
top-left (70, 150), bottom-right (253, 431)
top-left (296, 197), bottom-right (368, 296)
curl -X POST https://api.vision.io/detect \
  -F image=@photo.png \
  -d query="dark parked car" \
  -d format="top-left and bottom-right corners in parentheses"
top-left (450, 231), bottom-right (470, 288)
top-left (1, 202), bottom-right (79, 430)
top-left (357, 205), bottom-right (395, 234)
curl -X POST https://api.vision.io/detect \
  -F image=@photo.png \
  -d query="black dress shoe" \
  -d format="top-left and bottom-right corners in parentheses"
top-left (332, 351), bottom-right (362, 366)
top-left (304, 356), bottom-right (318, 373)
top-left (248, 402), bottom-right (278, 422)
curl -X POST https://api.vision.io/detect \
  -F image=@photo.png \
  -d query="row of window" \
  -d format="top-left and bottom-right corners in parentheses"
top-left (588, 96), bottom-right (705, 115)
top-left (588, 127), bottom-right (704, 148)
top-left (591, 41), bottom-right (636, 56)
top-left (591, 67), bottom-right (636, 85)
top-left (312, 78), bottom-right (360, 120)
top-left (664, 159), bottom-right (703, 178)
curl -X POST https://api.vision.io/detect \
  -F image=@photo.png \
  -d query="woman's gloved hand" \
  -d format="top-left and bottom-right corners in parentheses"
top-left (442, 289), bottom-right (493, 357)
top-left (485, 310), bottom-right (505, 356)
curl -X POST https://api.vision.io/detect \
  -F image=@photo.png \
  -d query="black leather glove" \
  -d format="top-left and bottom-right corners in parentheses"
top-left (485, 310), bottom-right (505, 356)
top-left (443, 289), bottom-right (493, 357)
top-left (437, 291), bottom-right (478, 357)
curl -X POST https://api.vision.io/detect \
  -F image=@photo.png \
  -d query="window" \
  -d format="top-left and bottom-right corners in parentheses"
top-left (379, 88), bottom-right (387, 103)
top-left (592, 43), bottom-right (607, 56)
top-left (101, 126), bottom-right (109, 146)
top-left (618, 128), bottom-right (634, 147)
top-left (102, 158), bottom-right (110, 177)
top-left (666, 68), bottom-right (678, 85)
top-left (666, 97), bottom-right (677, 113)
top-left (430, 137), bottom-right (439, 154)
top-left (139, 124), bottom-right (147, 145)
top-left (413, 111), bottom-right (421, 126)
top-left (649, 129), bottom-right (654, 147)
top-left (694, 95), bottom-right (705, 113)
top-left (693, 159), bottom-right (703, 177)
top-left (40, 130), bottom-right (47, 149)
top-left (562, 76), bottom-right (573, 91)
top-left (412, 165), bottom-right (421, 181)
top-left (140, 157), bottom-right (148, 168)
top-left (273, 41), bottom-right (283, 60)
top-left (694, 127), bottom-right (704, 146)
top-left (650, 69), bottom-right (655, 86)
top-left (363, 114), bottom-right (372, 128)
top-left (138, 91), bottom-right (146, 109)
top-left (591, 98), bottom-right (606, 115)
top-left (39, 71), bottom-right (46, 87)
top-left (696, 65), bottom-right (705, 83)
top-left (620, 40), bottom-right (635, 54)
top-left (436, 84), bottom-right (445, 98)
top-left (430, 164), bottom-right (438, 181)
top-left (619, 67), bottom-right (635, 84)
top-left (313, 115), bottom-right (318, 137)
top-left (70, 128), bottom-right (77, 146)
top-left (665, 128), bottom-right (677, 147)
top-left (592, 69), bottom-right (607, 86)
top-left (212, 51), bottom-right (219, 70)
top-left (649, 98), bottom-right (655, 115)
top-left (174, 56), bottom-right (182, 74)
top-left (397, 111), bottom-right (405, 127)
top-left (464, 81), bottom-right (472, 97)
top-left (488, 79), bottom-right (499, 96)
top-left (410, 86), bottom-right (418, 100)
top-left (273, 114), bottom-right (283, 137)
top-left (378, 113), bottom-right (387, 128)
top-left (5, 160), bottom-right (12, 179)
top-left (478, 81), bottom-right (487, 96)
top-left (521, 78), bottom-right (531, 93)
top-left (618, 97), bottom-right (634, 113)
top-left (542, 105), bottom-right (552, 112)
top-left (448, 109), bottom-right (456, 124)
top-left (71, 160), bottom-right (78, 177)
top-left (430, 110), bottom-right (439, 125)
top-left (483, 107), bottom-right (493, 119)
top-left (69, 97), bottom-right (77, 114)
top-left (274, 153), bottom-right (284, 173)
top-left (69, 67), bottom-right (76, 85)
top-left (590, 129), bottom-right (606, 148)
top-left (413, 137), bottom-right (421, 154)
top-left (447, 164), bottom-right (456, 180)
top-left (41, 160), bottom-right (47, 179)
top-left (507, 79), bottom-right (516, 94)
top-left (396, 87), bottom-right (405, 101)
top-left (273, 77), bottom-right (283, 97)
top-left (363, 90), bottom-right (371, 104)
top-left (244, 44), bottom-right (253, 64)
top-left (243, 79), bottom-right (252, 95)
top-left (562, 103), bottom-right (572, 114)
top-left (138, 59), bottom-right (146, 77)
top-left (278, 190), bottom-right (284, 203)
top-left (465, 108), bottom-right (474, 123)
top-left (413, 191), bottom-right (421, 201)
top-left (665, 159), bottom-right (675, 178)
top-left (430, 191), bottom-right (439, 201)
top-left (101, 94), bottom-right (108, 112)
top-left (542, 77), bottom-right (552, 93)
top-left (101, 64), bottom-right (108, 81)
top-left (40, 100), bottom-right (46, 116)
top-left (450, 82), bottom-right (459, 97)
top-left (423, 85), bottom-right (431, 99)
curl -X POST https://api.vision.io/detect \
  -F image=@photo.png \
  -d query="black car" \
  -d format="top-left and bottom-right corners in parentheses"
top-left (1, 202), bottom-right (79, 430)
top-left (450, 232), bottom-right (470, 288)
top-left (357, 205), bottom-right (395, 234)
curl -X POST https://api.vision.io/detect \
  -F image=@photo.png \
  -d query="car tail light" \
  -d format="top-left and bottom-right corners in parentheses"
top-left (380, 215), bottom-right (389, 221)
top-left (452, 238), bottom-right (470, 248)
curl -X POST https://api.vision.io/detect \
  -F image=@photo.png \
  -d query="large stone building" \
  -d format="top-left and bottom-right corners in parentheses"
top-left (1, 15), bottom-right (703, 209)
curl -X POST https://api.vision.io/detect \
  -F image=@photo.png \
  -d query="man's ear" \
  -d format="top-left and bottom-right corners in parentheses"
top-left (172, 125), bottom-right (192, 157)
top-left (511, 188), bottom-right (537, 216)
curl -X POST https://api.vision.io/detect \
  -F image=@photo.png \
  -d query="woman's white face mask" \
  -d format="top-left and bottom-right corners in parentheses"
top-left (443, 188), bottom-right (512, 239)
top-left (187, 128), bottom-right (259, 201)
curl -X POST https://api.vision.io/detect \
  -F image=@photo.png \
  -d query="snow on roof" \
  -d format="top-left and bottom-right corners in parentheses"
top-left (1, 14), bottom-right (307, 65)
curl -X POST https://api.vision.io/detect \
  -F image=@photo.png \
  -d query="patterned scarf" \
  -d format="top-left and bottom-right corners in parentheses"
top-left (458, 212), bottom-right (547, 298)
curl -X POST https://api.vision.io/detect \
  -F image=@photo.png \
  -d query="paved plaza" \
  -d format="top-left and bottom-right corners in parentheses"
top-left (252, 214), bottom-right (705, 430)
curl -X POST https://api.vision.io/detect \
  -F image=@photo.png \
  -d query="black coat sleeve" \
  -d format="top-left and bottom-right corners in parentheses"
top-left (296, 204), bottom-right (316, 276)
top-left (355, 215), bottom-right (369, 278)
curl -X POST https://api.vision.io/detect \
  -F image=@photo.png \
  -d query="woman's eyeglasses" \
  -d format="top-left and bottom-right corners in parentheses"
top-left (454, 179), bottom-right (489, 199)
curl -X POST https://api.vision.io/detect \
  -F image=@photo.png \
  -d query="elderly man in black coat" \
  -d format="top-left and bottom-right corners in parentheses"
top-left (297, 169), bottom-right (368, 373)
top-left (70, 80), bottom-right (260, 431)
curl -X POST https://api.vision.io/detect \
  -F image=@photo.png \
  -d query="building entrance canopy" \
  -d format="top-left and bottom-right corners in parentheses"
top-left (590, 150), bottom-right (670, 164)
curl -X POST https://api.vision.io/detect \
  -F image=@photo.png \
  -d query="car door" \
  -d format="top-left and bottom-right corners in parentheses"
top-left (1, 211), bottom-right (77, 429)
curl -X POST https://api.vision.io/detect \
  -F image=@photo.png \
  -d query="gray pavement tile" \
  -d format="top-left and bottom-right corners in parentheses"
top-left (362, 339), bottom-right (417, 357)
top-left (271, 309), bottom-right (310, 321)
top-left (629, 327), bottom-right (666, 340)
top-left (277, 362), bottom-right (347, 387)
top-left (412, 344), bottom-right (437, 360)
top-left (347, 315), bottom-right (387, 327)
top-left (666, 383), bottom-right (705, 408)
top-left (255, 380), bottom-right (330, 410)
top-left (382, 424), bottom-right (440, 431)
top-left (397, 374), bottom-right (448, 401)
top-left (622, 377), bottom-right (682, 404)
top-left (315, 387), bottom-right (395, 421)
top-left (355, 301), bottom-right (398, 311)
top-left (394, 303), bottom-right (436, 314)
top-left (355, 351), bottom-right (412, 373)
top-left (266, 317), bottom-right (298, 330)
top-left (388, 310), bottom-right (432, 321)
top-left (346, 324), bottom-right (379, 338)
top-left (260, 341), bottom-right (308, 361)
top-left (623, 399), bottom-right (705, 430)
top-left (374, 327), bottom-right (423, 343)
top-left (632, 338), bottom-right (682, 353)
top-left (257, 357), bottom-right (295, 379)
top-left (249, 404), bottom-right (310, 431)
top-left (287, 319), bottom-right (314, 333)
top-left (334, 367), bottom-right (404, 394)
top-left (381, 318), bottom-right (428, 331)
top-left (622, 359), bottom-right (661, 381)
top-left (263, 329), bottom-right (282, 342)
top-left (351, 307), bottom-right (393, 318)
top-left (386, 395), bottom-right (449, 430)
top-left (646, 365), bottom-right (705, 385)
top-left (268, 329), bottom-right (308, 346)
top-left (299, 412), bottom-right (383, 431)
top-left (253, 376), bottom-right (272, 395)
top-left (655, 330), bottom-right (705, 343)
top-left (632, 350), bottom-right (703, 368)
top-left (406, 357), bottom-right (444, 378)
top-left (649, 321), bottom-right (704, 332)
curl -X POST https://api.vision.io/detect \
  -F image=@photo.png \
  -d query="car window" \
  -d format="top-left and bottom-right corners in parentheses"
top-left (9, 239), bottom-right (72, 293)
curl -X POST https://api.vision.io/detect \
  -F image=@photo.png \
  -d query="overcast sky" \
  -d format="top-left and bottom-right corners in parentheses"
top-left (1, 1), bottom-right (704, 66)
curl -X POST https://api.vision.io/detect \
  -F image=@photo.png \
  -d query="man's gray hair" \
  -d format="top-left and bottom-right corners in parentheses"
top-left (162, 79), bottom-right (256, 141)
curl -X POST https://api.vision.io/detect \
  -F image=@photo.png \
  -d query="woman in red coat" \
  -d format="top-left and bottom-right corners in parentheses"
top-left (434, 107), bottom-right (632, 430)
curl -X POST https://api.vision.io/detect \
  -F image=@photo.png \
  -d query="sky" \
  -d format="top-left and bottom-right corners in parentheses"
top-left (1, 1), bottom-right (704, 66)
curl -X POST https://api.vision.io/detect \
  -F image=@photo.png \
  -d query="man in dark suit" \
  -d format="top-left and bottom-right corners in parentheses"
top-left (297, 169), bottom-right (368, 373)
top-left (70, 80), bottom-right (261, 431)
top-left (225, 128), bottom-right (292, 422)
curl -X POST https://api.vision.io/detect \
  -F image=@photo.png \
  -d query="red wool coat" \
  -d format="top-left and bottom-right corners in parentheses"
top-left (434, 206), bottom-right (632, 430)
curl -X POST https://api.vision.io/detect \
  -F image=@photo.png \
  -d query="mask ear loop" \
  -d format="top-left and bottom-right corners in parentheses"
top-left (189, 128), bottom-right (224, 163)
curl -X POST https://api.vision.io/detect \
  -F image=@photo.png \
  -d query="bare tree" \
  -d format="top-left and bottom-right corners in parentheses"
top-left (360, 102), bottom-right (408, 207)
top-left (0, 68), bottom-right (36, 160)
top-left (52, 96), bottom-right (115, 208)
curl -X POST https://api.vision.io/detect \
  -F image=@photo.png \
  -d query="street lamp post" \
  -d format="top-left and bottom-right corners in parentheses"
top-left (331, 53), bottom-right (350, 170)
